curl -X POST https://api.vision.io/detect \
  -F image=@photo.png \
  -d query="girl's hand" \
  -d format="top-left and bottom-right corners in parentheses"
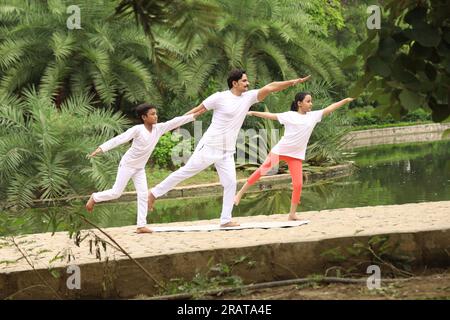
top-left (247, 111), bottom-right (254, 116)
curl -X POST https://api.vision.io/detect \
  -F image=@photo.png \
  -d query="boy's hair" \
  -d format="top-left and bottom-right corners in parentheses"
top-left (227, 69), bottom-right (246, 89)
top-left (135, 103), bottom-right (156, 121)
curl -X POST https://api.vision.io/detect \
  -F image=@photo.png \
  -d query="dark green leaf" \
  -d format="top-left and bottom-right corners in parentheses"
top-left (404, 6), bottom-right (427, 26)
top-left (424, 63), bottom-right (437, 81)
top-left (341, 55), bottom-right (358, 69)
top-left (410, 22), bottom-right (441, 47)
top-left (399, 90), bottom-right (422, 111)
top-left (367, 56), bottom-right (391, 77)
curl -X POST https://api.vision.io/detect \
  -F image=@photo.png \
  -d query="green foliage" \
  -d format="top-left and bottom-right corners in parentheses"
top-left (0, 0), bottom-right (160, 108)
top-left (0, 90), bottom-right (129, 208)
top-left (321, 236), bottom-right (415, 277)
top-left (160, 256), bottom-right (250, 298)
top-left (346, 0), bottom-right (450, 122)
top-left (305, 0), bottom-right (345, 37)
top-left (119, 0), bottom-right (345, 88)
top-left (114, 0), bottom-right (219, 44)
top-left (151, 132), bottom-right (193, 170)
top-left (0, 0), bottom-right (350, 124)
top-left (349, 106), bottom-right (431, 126)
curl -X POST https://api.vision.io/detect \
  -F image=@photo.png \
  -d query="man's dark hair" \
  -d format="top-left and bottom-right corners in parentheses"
top-left (227, 69), bottom-right (246, 89)
top-left (135, 103), bottom-right (156, 121)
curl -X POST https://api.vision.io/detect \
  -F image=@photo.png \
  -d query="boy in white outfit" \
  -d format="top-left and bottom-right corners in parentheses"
top-left (148, 69), bottom-right (311, 227)
top-left (86, 103), bottom-right (199, 233)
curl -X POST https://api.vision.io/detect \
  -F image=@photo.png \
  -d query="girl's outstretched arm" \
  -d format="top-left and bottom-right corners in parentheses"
top-left (323, 98), bottom-right (354, 117)
top-left (247, 111), bottom-right (278, 121)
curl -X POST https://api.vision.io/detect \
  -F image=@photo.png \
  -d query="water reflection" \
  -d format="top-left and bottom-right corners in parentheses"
top-left (11, 140), bottom-right (450, 234)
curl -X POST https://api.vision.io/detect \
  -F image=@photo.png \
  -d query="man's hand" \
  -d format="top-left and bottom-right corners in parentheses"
top-left (88, 147), bottom-right (103, 158)
top-left (258, 75), bottom-right (312, 102)
top-left (292, 75), bottom-right (311, 86)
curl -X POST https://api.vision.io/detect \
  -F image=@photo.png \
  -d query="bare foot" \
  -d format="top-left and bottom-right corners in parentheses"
top-left (220, 221), bottom-right (240, 228)
top-left (288, 214), bottom-right (302, 221)
top-left (85, 195), bottom-right (96, 213)
top-left (148, 191), bottom-right (156, 212)
top-left (234, 193), bottom-right (242, 206)
top-left (136, 227), bottom-right (153, 234)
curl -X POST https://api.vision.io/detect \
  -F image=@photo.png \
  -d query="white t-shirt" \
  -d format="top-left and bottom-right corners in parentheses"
top-left (201, 89), bottom-right (260, 152)
top-left (271, 110), bottom-right (324, 160)
top-left (100, 114), bottom-right (195, 168)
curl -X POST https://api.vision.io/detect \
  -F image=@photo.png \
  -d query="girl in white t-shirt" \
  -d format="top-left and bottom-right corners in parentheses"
top-left (234, 92), bottom-right (353, 220)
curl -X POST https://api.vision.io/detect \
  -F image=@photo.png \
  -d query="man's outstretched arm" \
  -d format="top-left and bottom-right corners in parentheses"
top-left (257, 75), bottom-right (311, 102)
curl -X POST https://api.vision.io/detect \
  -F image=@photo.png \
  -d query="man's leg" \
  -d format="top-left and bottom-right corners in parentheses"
top-left (214, 153), bottom-right (238, 227)
top-left (86, 164), bottom-right (134, 212)
top-left (149, 145), bottom-right (215, 210)
top-left (132, 168), bottom-right (152, 233)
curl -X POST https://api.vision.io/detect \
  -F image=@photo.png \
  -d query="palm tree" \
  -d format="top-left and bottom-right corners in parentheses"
top-left (115, 0), bottom-right (345, 98)
top-left (0, 0), bottom-right (160, 109)
top-left (113, 0), bottom-right (219, 46)
top-left (214, 0), bottom-right (345, 85)
top-left (0, 89), bottom-right (130, 208)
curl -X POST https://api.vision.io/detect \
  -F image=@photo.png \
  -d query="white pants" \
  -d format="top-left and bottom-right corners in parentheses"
top-left (151, 144), bottom-right (236, 225)
top-left (92, 163), bottom-right (148, 228)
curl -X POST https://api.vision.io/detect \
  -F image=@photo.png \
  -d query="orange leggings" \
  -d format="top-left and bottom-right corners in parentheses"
top-left (247, 153), bottom-right (303, 204)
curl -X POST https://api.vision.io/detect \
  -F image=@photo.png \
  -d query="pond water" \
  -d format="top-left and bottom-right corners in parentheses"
top-left (7, 139), bottom-right (450, 234)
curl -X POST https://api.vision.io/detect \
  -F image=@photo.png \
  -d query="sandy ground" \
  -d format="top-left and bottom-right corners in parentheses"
top-left (1, 201), bottom-right (449, 274)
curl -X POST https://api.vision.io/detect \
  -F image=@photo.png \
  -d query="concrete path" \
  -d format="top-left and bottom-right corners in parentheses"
top-left (1, 201), bottom-right (448, 274)
top-left (1, 201), bottom-right (449, 298)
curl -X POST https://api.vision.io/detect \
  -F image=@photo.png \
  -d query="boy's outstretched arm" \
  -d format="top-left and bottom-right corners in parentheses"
top-left (184, 103), bottom-right (208, 116)
top-left (159, 112), bottom-right (198, 134)
top-left (88, 147), bottom-right (103, 158)
top-left (88, 126), bottom-right (138, 158)
top-left (257, 75), bottom-right (311, 102)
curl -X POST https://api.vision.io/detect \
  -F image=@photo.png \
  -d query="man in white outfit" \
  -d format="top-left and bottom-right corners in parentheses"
top-left (148, 69), bottom-right (311, 227)
top-left (86, 104), bottom-right (200, 233)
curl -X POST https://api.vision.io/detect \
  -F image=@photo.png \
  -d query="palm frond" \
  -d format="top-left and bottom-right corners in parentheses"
top-left (51, 31), bottom-right (76, 61)
top-left (0, 38), bottom-right (27, 70)
top-left (223, 32), bottom-right (245, 69)
top-left (6, 173), bottom-right (38, 208)
top-left (39, 61), bottom-right (71, 98)
top-left (35, 152), bottom-right (70, 199)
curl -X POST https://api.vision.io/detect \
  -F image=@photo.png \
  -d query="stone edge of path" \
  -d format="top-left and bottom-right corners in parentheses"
top-left (1, 226), bottom-right (448, 299)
